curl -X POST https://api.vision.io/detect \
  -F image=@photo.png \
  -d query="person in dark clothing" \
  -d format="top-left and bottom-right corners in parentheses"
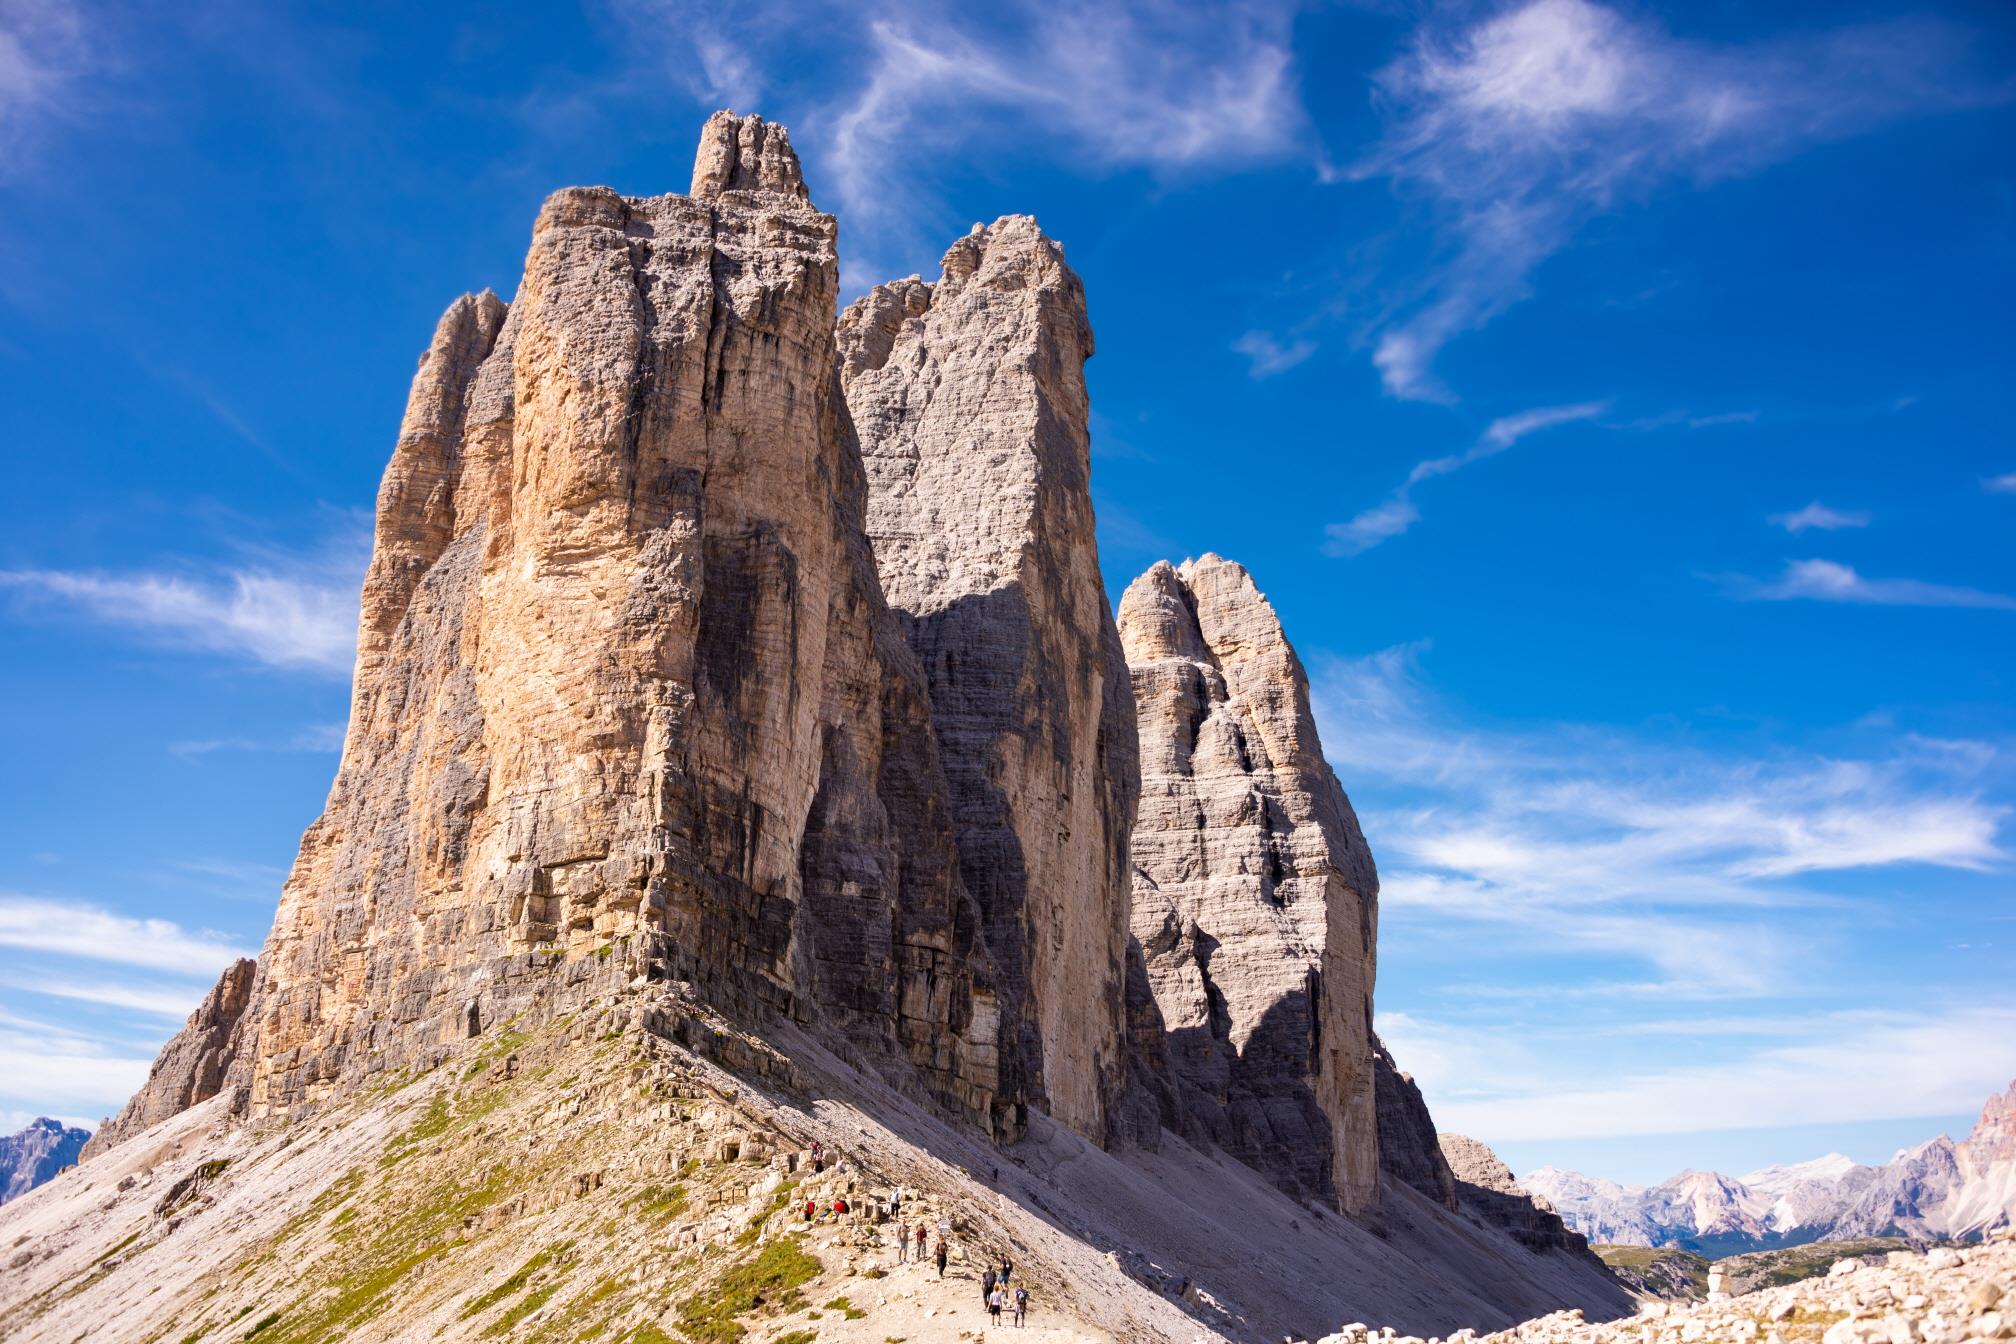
top-left (998, 1257), bottom-right (1013, 1287)
top-left (914, 1225), bottom-right (927, 1259)
top-left (982, 1267), bottom-right (997, 1306)
top-left (1013, 1284), bottom-right (1028, 1327)
top-left (934, 1241), bottom-right (948, 1278)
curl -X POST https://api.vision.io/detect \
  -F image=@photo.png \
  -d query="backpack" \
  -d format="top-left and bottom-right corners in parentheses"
top-left (1014, 1287), bottom-right (1028, 1306)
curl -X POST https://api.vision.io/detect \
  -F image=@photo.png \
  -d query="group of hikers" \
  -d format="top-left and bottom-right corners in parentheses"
top-left (980, 1257), bottom-right (1029, 1327)
top-left (887, 1214), bottom-right (1030, 1325)
top-left (792, 1141), bottom-right (1032, 1327)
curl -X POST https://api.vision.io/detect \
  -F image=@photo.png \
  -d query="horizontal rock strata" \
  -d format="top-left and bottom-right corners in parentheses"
top-left (841, 217), bottom-right (1138, 1144)
top-left (162, 111), bottom-right (1013, 1144)
top-left (1117, 554), bottom-right (1379, 1212)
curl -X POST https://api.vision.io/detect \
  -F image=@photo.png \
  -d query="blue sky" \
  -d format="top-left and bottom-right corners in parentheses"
top-left (0, 0), bottom-right (2011, 1187)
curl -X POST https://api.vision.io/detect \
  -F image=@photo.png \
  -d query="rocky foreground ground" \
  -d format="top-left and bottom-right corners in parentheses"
top-left (1303, 1238), bottom-right (2016, 1344)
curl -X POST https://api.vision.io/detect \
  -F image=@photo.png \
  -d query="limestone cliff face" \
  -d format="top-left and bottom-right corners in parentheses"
top-left (220, 111), bottom-right (1009, 1138)
top-left (76, 958), bottom-right (255, 1162)
top-left (839, 218), bottom-right (1138, 1144)
top-left (1116, 555), bottom-right (1379, 1212)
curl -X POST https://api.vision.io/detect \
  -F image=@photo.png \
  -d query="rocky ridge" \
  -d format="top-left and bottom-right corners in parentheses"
top-left (8, 110), bottom-right (1627, 1340)
top-left (80, 957), bottom-right (253, 1161)
top-left (0, 1118), bottom-right (88, 1205)
top-left (1526, 1084), bottom-right (2016, 1254)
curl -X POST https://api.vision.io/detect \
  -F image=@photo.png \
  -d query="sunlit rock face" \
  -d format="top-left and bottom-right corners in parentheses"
top-left (125, 112), bottom-right (1016, 1145)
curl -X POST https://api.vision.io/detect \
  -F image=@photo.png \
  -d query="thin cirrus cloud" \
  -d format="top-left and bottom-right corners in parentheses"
top-left (1310, 641), bottom-right (2007, 995)
top-left (1381, 1003), bottom-right (2016, 1143)
top-left (0, 563), bottom-right (360, 674)
top-left (1324, 400), bottom-right (1607, 555)
top-left (1985, 473), bottom-right (2016, 495)
top-left (1770, 502), bottom-right (1870, 534)
top-left (0, 896), bottom-right (251, 1117)
top-left (1734, 559), bottom-right (2016, 611)
top-left (1352, 0), bottom-right (2003, 401)
top-left (1323, 642), bottom-right (2015, 1145)
top-left (0, 895), bottom-right (252, 977)
top-left (607, 0), bottom-right (1305, 280)
top-left (1233, 330), bottom-right (1316, 379)
top-left (0, 0), bottom-right (88, 176)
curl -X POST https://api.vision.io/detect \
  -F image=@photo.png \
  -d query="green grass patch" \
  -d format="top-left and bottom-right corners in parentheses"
top-left (822, 1299), bottom-right (864, 1321)
top-left (196, 1159), bottom-right (232, 1181)
top-left (627, 1183), bottom-right (689, 1224)
top-left (461, 1241), bottom-right (576, 1320)
top-left (242, 1313), bottom-right (281, 1339)
top-left (735, 1181), bottom-right (797, 1246)
top-left (773, 1333), bottom-right (818, 1344)
top-left (94, 1229), bottom-right (143, 1264)
top-left (675, 1238), bottom-right (822, 1344)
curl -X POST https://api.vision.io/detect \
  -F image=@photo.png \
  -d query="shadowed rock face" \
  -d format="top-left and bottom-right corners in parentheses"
top-left (137, 111), bottom-right (1014, 1144)
top-left (1116, 554), bottom-right (1380, 1213)
top-left (840, 217), bottom-right (1139, 1145)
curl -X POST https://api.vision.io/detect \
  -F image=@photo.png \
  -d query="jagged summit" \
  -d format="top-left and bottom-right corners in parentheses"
top-left (2, 112), bottom-right (1631, 1344)
top-left (689, 109), bottom-right (808, 199)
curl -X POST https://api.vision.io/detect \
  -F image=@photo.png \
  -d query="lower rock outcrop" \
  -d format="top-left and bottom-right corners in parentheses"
top-left (80, 958), bottom-right (254, 1162)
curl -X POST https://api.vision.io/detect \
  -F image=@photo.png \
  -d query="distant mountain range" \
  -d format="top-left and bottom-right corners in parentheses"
top-left (1524, 1080), bottom-right (2016, 1256)
top-left (0, 1117), bottom-right (90, 1205)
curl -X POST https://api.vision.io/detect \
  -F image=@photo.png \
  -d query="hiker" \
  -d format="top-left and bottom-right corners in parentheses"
top-left (914, 1224), bottom-right (927, 1260)
top-left (832, 1196), bottom-right (848, 1219)
top-left (896, 1221), bottom-right (908, 1262)
top-left (935, 1240), bottom-right (948, 1278)
top-left (811, 1139), bottom-right (824, 1173)
top-left (982, 1265), bottom-right (997, 1306)
top-left (987, 1287), bottom-right (1004, 1324)
top-left (998, 1256), bottom-right (1013, 1286)
top-left (804, 1197), bottom-right (817, 1224)
top-left (1013, 1284), bottom-right (1028, 1327)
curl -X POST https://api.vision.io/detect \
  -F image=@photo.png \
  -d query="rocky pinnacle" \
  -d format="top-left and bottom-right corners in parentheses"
top-left (841, 216), bottom-right (1139, 1145)
top-left (1118, 555), bottom-right (1380, 1213)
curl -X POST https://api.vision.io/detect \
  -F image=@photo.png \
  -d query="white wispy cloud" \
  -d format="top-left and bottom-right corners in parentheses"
top-left (1386, 1003), bottom-right (2016, 1142)
top-left (0, 977), bottom-right (207, 1019)
top-left (1771, 502), bottom-right (1871, 534)
top-left (1312, 643), bottom-right (2008, 995)
top-left (1233, 330), bottom-right (1315, 378)
top-left (1354, 0), bottom-right (2003, 400)
top-left (1, 558), bottom-right (360, 674)
top-left (1734, 559), bottom-right (2016, 611)
top-left (607, 0), bottom-right (1304, 278)
top-left (0, 0), bottom-right (88, 176)
top-left (1325, 400), bottom-right (1606, 555)
top-left (0, 895), bottom-right (251, 977)
top-left (0, 1026), bottom-right (154, 1122)
top-left (826, 4), bottom-right (1301, 254)
top-left (1985, 473), bottom-right (2016, 495)
top-left (168, 723), bottom-right (348, 757)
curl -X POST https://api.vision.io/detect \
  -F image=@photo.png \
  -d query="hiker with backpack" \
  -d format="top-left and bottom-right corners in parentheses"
top-left (1013, 1284), bottom-right (1028, 1327)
